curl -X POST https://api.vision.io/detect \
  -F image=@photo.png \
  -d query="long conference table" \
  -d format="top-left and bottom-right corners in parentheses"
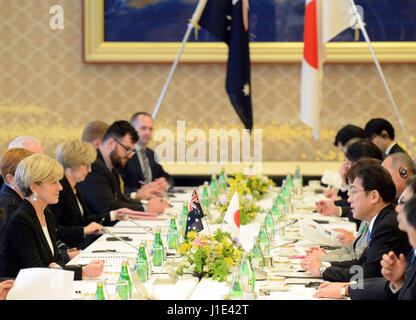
top-left (68, 183), bottom-right (357, 301)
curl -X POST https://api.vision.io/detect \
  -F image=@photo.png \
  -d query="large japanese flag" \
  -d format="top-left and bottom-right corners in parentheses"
top-left (301, 0), bottom-right (351, 138)
top-left (223, 192), bottom-right (240, 239)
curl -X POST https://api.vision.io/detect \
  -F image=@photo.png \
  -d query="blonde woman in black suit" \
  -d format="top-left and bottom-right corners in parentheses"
top-left (2, 154), bottom-right (103, 280)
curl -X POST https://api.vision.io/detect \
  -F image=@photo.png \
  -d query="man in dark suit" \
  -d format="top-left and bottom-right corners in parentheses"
top-left (119, 112), bottom-right (174, 199)
top-left (301, 163), bottom-right (411, 282)
top-left (313, 177), bottom-right (416, 299)
top-left (365, 118), bottom-right (407, 156)
top-left (78, 120), bottom-right (168, 216)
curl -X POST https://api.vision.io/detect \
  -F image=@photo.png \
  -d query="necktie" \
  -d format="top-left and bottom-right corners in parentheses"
top-left (366, 228), bottom-right (371, 246)
top-left (140, 148), bottom-right (151, 184)
top-left (112, 169), bottom-right (125, 195)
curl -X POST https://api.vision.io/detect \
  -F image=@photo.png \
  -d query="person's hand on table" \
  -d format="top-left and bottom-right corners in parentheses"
top-left (323, 188), bottom-right (341, 201)
top-left (82, 260), bottom-right (104, 279)
top-left (300, 255), bottom-right (323, 277)
top-left (84, 222), bottom-right (103, 235)
top-left (147, 197), bottom-right (169, 214)
top-left (136, 182), bottom-right (164, 200)
top-left (332, 228), bottom-right (356, 246)
top-left (315, 200), bottom-right (339, 216)
top-left (0, 280), bottom-right (14, 300)
top-left (313, 282), bottom-right (349, 299)
top-left (305, 246), bottom-right (327, 259)
top-left (67, 248), bottom-right (82, 260)
top-left (381, 251), bottom-right (407, 288)
top-left (154, 177), bottom-right (169, 192)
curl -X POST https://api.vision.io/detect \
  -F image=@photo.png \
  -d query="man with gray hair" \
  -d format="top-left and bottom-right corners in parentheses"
top-left (8, 136), bottom-right (43, 154)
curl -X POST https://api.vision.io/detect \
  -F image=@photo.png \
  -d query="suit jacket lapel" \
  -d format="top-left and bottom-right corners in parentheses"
top-left (134, 152), bottom-right (145, 182)
top-left (62, 176), bottom-right (84, 225)
top-left (399, 260), bottom-right (416, 299)
top-left (24, 200), bottom-right (54, 258)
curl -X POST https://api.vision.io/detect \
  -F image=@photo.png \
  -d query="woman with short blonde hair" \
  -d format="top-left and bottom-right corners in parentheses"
top-left (2, 153), bottom-right (104, 280)
top-left (55, 139), bottom-right (96, 170)
top-left (51, 139), bottom-right (128, 250)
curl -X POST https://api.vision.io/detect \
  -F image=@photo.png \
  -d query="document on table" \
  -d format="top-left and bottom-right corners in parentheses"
top-left (6, 268), bottom-right (74, 300)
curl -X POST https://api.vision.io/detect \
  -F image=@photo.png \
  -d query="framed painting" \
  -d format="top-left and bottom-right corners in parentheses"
top-left (83, 0), bottom-right (416, 63)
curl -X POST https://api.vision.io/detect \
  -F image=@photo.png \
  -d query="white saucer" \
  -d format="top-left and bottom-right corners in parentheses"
top-left (276, 251), bottom-right (301, 257)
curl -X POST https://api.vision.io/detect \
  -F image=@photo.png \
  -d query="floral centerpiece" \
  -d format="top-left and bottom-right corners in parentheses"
top-left (176, 230), bottom-right (243, 282)
top-left (214, 172), bottom-right (275, 225)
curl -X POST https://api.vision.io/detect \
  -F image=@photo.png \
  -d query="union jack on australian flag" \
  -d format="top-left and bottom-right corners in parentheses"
top-left (199, 0), bottom-right (253, 132)
top-left (185, 190), bottom-right (205, 238)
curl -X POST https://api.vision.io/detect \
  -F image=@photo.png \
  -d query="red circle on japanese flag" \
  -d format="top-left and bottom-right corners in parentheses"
top-left (234, 209), bottom-right (240, 228)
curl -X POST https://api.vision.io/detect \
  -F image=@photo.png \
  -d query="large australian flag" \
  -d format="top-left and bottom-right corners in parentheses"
top-left (185, 190), bottom-right (205, 238)
top-left (199, 0), bottom-right (253, 131)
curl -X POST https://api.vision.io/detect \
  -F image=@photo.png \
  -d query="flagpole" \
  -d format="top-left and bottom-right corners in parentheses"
top-left (348, 0), bottom-right (416, 160)
top-left (152, 0), bottom-right (208, 120)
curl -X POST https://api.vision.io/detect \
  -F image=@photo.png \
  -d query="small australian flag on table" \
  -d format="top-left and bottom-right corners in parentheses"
top-left (185, 190), bottom-right (205, 238)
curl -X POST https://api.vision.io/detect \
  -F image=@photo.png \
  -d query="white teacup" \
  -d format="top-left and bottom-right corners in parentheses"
top-left (284, 229), bottom-right (300, 240)
top-left (280, 244), bottom-right (297, 255)
top-left (273, 260), bottom-right (293, 272)
top-left (308, 180), bottom-right (321, 188)
top-left (268, 277), bottom-right (287, 290)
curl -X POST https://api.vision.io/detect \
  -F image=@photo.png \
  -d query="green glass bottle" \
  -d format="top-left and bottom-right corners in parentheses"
top-left (94, 281), bottom-right (106, 300)
top-left (271, 199), bottom-right (281, 220)
top-left (251, 238), bottom-right (264, 269)
top-left (136, 241), bottom-right (150, 282)
top-left (152, 227), bottom-right (165, 266)
top-left (181, 202), bottom-right (189, 237)
top-left (286, 173), bottom-right (294, 192)
top-left (218, 169), bottom-right (228, 193)
top-left (276, 193), bottom-right (286, 215)
top-left (263, 210), bottom-right (276, 240)
top-left (202, 181), bottom-right (210, 209)
top-left (119, 261), bottom-right (132, 299)
top-left (239, 252), bottom-right (255, 293)
top-left (282, 184), bottom-right (291, 203)
top-left (293, 165), bottom-right (303, 195)
top-left (167, 217), bottom-right (179, 250)
top-left (210, 174), bottom-right (219, 203)
top-left (229, 271), bottom-right (244, 299)
top-left (258, 225), bottom-right (270, 255)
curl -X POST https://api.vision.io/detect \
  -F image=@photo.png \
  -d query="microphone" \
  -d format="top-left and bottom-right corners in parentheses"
top-left (101, 227), bottom-right (140, 252)
top-left (117, 213), bottom-right (154, 235)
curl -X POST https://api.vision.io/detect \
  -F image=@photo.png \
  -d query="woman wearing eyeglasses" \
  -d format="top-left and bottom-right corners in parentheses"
top-left (50, 139), bottom-right (136, 249)
top-left (2, 154), bottom-right (103, 280)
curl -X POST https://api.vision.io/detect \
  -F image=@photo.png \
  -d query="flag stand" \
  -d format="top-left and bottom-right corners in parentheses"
top-left (151, 0), bottom-right (208, 120)
top-left (349, 0), bottom-right (416, 160)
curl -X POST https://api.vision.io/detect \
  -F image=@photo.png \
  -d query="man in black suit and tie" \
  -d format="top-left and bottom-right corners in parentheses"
top-left (365, 118), bottom-right (407, 156)
top-left (78, 120), bottom-right (168, 216)
top-left (119, 112), bottom-right (174, 200)
top-left (301, 163), bottom-right (411, 282)
top-left (313, 176), bottom-right (416, 299)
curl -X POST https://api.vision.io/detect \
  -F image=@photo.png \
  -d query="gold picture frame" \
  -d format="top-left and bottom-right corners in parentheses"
top-left (83, 0), bottom-right (416, 64)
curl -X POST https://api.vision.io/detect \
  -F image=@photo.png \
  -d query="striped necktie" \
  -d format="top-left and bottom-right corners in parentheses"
top-left (140, 148), bottom-right (151, 184)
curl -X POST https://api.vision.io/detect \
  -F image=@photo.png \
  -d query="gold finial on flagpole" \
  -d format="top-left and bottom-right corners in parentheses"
top-left (188, 19), bottom-right (201, 40)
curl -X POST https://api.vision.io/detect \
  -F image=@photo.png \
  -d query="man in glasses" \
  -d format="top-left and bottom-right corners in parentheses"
top-left (78, 120), bottom-right (168, 216)
top-left (119, 112), bottom-right (173, 200)
top-left (301, 163), bottom-right (411, 283)
top-left (313, 177), bottom-right (416, 299)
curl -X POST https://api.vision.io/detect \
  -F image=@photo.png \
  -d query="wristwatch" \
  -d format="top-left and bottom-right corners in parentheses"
top-left (318, 265), bottom-right (327, 276)
top-left (340, 284), bottom-right (349, 297)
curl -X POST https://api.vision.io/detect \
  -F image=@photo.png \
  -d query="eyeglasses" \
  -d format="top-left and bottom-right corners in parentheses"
top-left (347, 186), bottom-right (367, 195)
top-left (397, 193), bottom-right (406, 206)
top-left (114, 138), bottom-right (135, 156)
